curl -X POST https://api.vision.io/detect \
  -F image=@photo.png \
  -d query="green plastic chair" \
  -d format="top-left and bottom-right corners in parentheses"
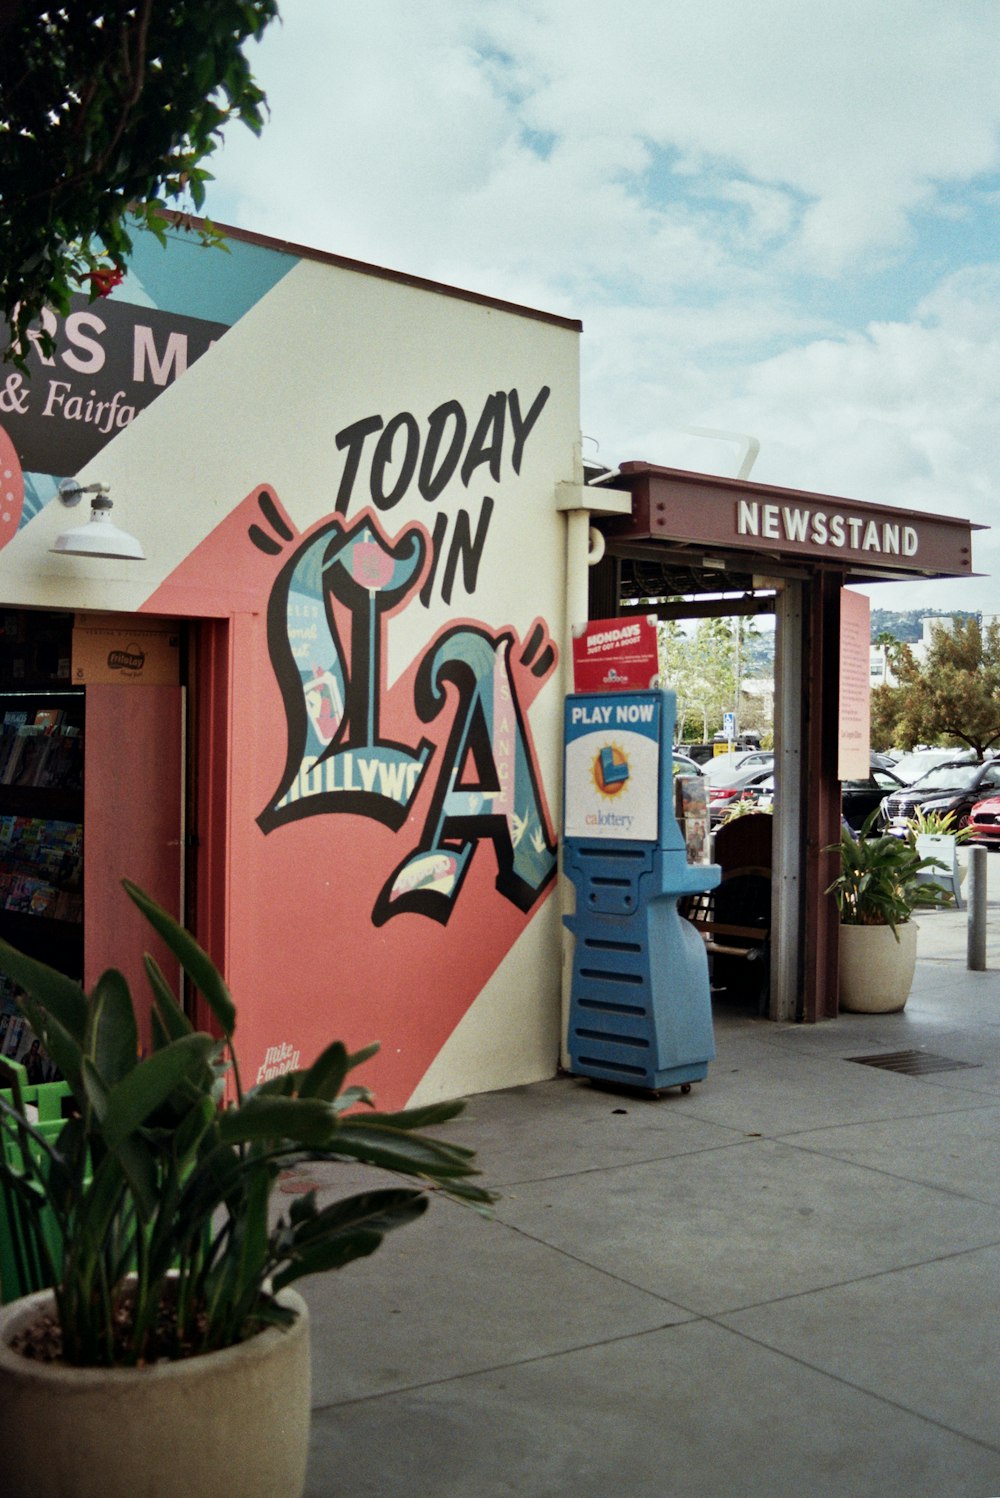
top-left (0, 1056), bottom-right (75, 1303)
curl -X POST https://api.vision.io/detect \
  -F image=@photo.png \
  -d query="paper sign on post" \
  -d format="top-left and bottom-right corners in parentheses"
top-left (838, 589), bottom-right (870, 779)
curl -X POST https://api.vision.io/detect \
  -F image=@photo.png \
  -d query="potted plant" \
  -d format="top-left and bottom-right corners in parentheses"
top-left (0, 879), bottom-right (493, 1498)
top-left (905, 805), bottom-right (971, 907)
top-left (826, 809), bottom-right (952, 1013)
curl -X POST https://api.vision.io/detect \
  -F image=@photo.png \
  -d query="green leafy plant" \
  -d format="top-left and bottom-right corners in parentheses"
top-left (825, 808), bottom-right (953, 938)
top-left (905, 806), bottom-right (972, 842)
top-left (0, 880), bottom-right (493, 1367)
top-left (720, 797), bottom-right (773, 824)
top-left (0, 1), bottom-right (280, 365)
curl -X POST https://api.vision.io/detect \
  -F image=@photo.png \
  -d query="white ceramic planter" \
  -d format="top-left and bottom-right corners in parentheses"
top-left (0, 1286), bottom-right (310, 1498)
top-left (839, 920), bottom-right (919, 1013)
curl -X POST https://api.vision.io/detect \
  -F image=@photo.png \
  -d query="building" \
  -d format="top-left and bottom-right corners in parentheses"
top-left (0, 220), bottom-right (986, 1102)
top-left (0, 222), bottom-right (585, 1109)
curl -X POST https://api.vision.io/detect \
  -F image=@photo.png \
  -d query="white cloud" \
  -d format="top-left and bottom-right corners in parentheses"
top-left (216, 2), bottom-right (1000, 292)
top-left (596, 278), bottom-right (1000, 613)
top-left (206, 0), bottom-right (1000, 612)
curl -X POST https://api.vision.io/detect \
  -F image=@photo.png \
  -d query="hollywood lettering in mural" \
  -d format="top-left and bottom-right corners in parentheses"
top-left (0, 295), bottom-right (227, 476)
top-left (256, 385), bottom-right (559, 926)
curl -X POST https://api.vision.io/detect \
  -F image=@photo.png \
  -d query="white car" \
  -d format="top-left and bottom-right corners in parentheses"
top-left (889, 748), bottom-right (975, 785)
top-left (700, 750), bottom-right (774, 785)
top-left (705, 757), bottom-right (776, 823)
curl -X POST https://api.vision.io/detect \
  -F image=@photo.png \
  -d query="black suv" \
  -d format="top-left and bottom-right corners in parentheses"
top-left (879, 758), bottom-right (1000, 830)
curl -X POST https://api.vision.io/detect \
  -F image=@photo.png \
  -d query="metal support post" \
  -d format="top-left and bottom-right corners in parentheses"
top-left (967, 845), bottom-right (988, 971)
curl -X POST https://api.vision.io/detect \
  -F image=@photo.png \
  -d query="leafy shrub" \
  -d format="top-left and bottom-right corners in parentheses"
top-left (0, 880), bottom-right (493, 1366)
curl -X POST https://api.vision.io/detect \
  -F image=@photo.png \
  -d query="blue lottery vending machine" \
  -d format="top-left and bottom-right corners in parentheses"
top-left (563, 688), bottom-right (720, 1092)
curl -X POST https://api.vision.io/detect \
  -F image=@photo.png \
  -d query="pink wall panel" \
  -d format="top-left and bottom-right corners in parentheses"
top-left (84, 684), bottom-right (184, 1055)
top-left (144, 487), bottom-right (559, 1109)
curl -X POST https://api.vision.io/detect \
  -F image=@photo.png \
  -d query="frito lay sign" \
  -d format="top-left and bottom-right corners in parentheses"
top-left (71, 614), bottom-right (180, 685)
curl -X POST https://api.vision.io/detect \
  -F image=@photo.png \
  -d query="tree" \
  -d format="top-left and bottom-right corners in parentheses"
top-left (658, 612), bottom-right (776, 742)
top-left (872, 628), bottom-right (907, 688)
top-left (661, 615), bottom-right (756, 741)
top-left (0, 1), bottom-right (279, 364)
top-left (874, 617), bottom-right (1000, 760)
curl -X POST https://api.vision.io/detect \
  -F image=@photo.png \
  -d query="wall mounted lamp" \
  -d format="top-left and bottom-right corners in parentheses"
top-left (51, 479), bottom-right (145, 560)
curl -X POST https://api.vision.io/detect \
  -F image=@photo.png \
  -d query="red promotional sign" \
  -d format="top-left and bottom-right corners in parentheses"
top-left (572, 615), bottom-right (660, 693)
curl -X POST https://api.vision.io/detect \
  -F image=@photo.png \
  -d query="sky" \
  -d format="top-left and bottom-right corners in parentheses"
top-left (203, 0), bottom-right (1000, 616)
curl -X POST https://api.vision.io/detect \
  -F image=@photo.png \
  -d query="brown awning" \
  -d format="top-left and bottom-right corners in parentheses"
top-left (601, 463), bottom-right (984, 584)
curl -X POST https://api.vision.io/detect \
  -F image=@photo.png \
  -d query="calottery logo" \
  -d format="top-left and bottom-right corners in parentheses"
top-left (256, 503), bottom-right (558, 928)
top-left (591, 742), bottom-right (630, 798)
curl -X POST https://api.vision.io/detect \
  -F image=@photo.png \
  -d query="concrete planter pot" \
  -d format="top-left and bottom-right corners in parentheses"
top-left (838, 921), bottom-right (919, 1013)
top-left (0, 1285), bottom-right (310, 1498)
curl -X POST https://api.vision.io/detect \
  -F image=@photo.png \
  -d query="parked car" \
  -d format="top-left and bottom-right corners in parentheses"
top-left (888, 748), bottom-right (975, 785)
top-left (702, 750), bottom-right (774, 784)
top-left (965, 794), bottom-right (1000, 850)
top-left (736, 771), bottom-right (775, 813)
top-left (842, 767), bottom-right (906, 829)
top-left (879, 759), bottom-right (1000, 831)
top-left (672, 752), bottom-right (705, 779)
top-left (735, 763), bottom-right (902, 831)
top-left (673, 742), bottom-right (716, 766)
top-left (706, 757), bottom-right (775, 823)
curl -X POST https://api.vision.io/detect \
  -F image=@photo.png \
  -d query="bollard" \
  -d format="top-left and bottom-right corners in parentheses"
top-left (967, 844), bottom-right (988, 971)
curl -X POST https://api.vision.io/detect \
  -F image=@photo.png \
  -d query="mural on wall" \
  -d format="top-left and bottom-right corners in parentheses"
top-left (0, 229), bottom-right (296, 522)
top-left (0, 424), bottom-right (25, 550)
top-left (0, 229), bottom-right (579, 1107)
top-left (257, 505), bottom-right (558, 927)
top-left (253, 377), bottom-right (560, 929)
top-left (142, 461), bottom-right (564, 1106)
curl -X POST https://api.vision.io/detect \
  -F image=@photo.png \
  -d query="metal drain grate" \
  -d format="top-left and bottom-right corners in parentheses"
top-left (848, 1050), bottom-right (981, 1076)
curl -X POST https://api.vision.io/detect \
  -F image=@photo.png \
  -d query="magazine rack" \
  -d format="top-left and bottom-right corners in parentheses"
top-left (0, 683), bottom-right (84, 1082)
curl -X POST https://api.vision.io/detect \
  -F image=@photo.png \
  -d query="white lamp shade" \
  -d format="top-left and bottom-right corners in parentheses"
top-left (51, 507), bottom-right (145, 560)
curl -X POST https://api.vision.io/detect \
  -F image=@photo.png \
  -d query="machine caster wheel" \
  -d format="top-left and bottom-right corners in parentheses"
top-left (680, 1083), bottom-right (691, 1094)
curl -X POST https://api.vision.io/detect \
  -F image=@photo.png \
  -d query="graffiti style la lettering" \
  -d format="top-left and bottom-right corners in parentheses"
top-left (259, 512), bottom-right (432, 832)
top-left (258, 510), bottom-right (558, 925)
top-left (373, 624), bottom-right (557, 925)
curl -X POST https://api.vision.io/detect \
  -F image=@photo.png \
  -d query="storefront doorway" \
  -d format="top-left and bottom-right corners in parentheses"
top-left (587, 462), bottom-right (982, 1023)
top-left (0, 609), bottom-right (188, 1066)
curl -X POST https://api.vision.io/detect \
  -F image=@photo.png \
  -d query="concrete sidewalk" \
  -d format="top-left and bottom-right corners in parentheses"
top-left (301, 855), bottom-right (1000, 1497)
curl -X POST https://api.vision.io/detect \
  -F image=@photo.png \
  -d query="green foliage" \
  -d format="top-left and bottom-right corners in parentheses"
top-left (825, 809), bottom-right (953, 936)
top-left (660, 614), bottom-right (768, 741)
top-left (0, 1), bottom-right (279, 365)
top-left (720, 797), bottom-right (773, 824)
top-left (905, 806), bottom-right (972, 842)
top-left (877, 617), bottom-right (1000, 759)
top-left (0, 880), bottom-right (493, 1367)
top-left (870, 678), bottom-right (910, 753)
